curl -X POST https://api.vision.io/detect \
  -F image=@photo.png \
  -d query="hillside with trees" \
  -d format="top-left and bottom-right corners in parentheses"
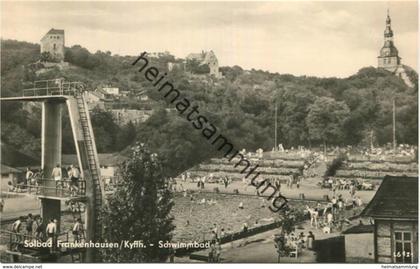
top-left (1, 39), bottom-right (417, 176)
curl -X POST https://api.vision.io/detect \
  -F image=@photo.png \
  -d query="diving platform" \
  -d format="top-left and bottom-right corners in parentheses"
top-left (0, 95), bottom-right (68, 102)
top-left (1, 230), bottom-right (86, 262)
top-left (0, 79), bottom-right (83, 102)
top-left (8, 177), bottom-right (87, 201)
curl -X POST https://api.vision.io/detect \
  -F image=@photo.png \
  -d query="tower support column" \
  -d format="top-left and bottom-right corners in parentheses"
top-left (41, 101), bottom-right (63, 231)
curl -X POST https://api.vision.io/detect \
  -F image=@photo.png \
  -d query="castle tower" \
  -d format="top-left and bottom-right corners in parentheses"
top-left (40, 28), bottom-right (65, 62)
top-left (377, 10), bottom-right (401, 72)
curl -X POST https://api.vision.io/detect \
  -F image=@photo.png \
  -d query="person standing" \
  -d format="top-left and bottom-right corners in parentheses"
top-left (72, 218), bottom-right (85, 243)
top-left (201, 176), bottom-right (205, 189)
top-left (51, 164), bottom-right (62, 188)
top-left (12, 217), bottom-right (24, 247)
top-left (214, 241), bottom-right (222, 262)
top-left (25, 167), bottom-right (34, 186)
top-left (34, 217), bottom-right (44, 240)
top-left (327, 211), bottom-right (334, 227)
top-left (288, 175), bottom-right (293, 189)
top-left (70, 165), bottom-right (80, 196)
top-left (26, 214), bottom-right (34, 236)
top-left (223, 176), bottom-right (229, 189)
top-left (307, 206), bottom-right (318, 229)
top-left (220, 228), bottom-right (225, 239)
top-left (274, 232), bottom-right (286, 262)
top-left (208, 243), bottom-right (215, 262)
top-left (46, 219), bottom-right (57, 253)
top-left (169, 248), bottom-right (175, 263)
top-left (213, 223), bottom-right (219, 238)
top-left (331, 196), bottom-right (337, 215)
top-left (242, 222), bottom-right (248, 233)
top-left (306, 231), bottom-right (315, 250)
top-left (275, 179), bottom-right (281, 192)
top-left (210, 230), bottom-right (217, 243)
top-left (62, 166), bottom-right (69, 181)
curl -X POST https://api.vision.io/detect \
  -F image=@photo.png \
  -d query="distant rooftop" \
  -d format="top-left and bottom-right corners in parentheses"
top-left (1, 142), bottom-right (39, 168)
top-left (1, 164), bottom-right (21, 174)
top-left (46, 28), bottom-right (64, 35)
top-left (62, 153), bottom-right (128, 167)
top-left (342, 224), bottom-right (374, 234)
top-left (361, 175), bottom-right (418, 220)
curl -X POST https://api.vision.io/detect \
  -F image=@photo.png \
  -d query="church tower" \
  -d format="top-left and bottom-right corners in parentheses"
top-left (377, 10), bottom-right (401, 72)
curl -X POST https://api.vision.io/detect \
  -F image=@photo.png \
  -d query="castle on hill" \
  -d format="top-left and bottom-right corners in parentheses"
top-left (40, 28), bottom-right (65, 62)
top-left (186, 50), bottom-right (222, 78)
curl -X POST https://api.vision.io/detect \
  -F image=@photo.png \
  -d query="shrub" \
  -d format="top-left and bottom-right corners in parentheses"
top-left (324, 152), bottom-right (348, 177)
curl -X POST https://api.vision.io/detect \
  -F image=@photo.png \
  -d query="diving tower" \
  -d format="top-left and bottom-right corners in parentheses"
top-left (1, 79), bottom-right (104, 262)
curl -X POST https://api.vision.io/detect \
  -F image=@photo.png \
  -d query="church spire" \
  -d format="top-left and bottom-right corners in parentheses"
top-left (377, 9), bottom-right (414, 87)
top-left (378, 9), bottom-right (401, 71)
top-left (384, 9), bottom-right (393, 42)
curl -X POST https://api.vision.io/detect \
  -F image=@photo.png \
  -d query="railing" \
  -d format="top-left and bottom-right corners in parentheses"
top-left (0, 230), bottom-right (70, 252)
top-left (8, 178), bottom-right (86, 198)
top-left (22, 79), bottom-right (85, 97)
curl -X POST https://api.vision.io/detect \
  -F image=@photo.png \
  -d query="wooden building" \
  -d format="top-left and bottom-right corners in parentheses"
top-left (342, 224), bottom-right (375, 262)
top-left (362, 176), bottom-right (418, 263)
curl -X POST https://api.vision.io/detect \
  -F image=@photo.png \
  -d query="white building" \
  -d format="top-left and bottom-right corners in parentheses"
top-left (83, 91), bottom-right (105, 110)
top-left (111, 109), bottom-right (151, 125)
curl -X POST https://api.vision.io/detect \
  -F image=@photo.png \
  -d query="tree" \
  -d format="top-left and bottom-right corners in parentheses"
top-left (185, 58), bottom-right (210, 74)
top-left (277, 88), bottom-right (316, 147)
top-left (306, 97), bottom-right (350, 151)
top-left (116, 121), bottom-right (137, 151)
top-left (64, 45), bottom-right (99, 69)
top-left (39, 51), bottom-right (61, 63)
top-left (219, 65), bottom-right (243, 81)
top-left (90, 108), bottom-right (119, 152)
top-left (101, 144), bottom-right (174, 262)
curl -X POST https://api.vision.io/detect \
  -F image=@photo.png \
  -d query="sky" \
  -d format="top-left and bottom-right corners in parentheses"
top-left (1, 1), bottom-right (418, 77)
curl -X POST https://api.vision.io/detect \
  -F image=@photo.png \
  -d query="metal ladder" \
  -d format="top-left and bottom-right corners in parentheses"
top-left (67, 200), bottom-right (84, 222)
top-left (74, 91), bottom-right (103, 246)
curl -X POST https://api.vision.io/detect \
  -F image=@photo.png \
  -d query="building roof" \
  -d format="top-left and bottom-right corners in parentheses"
top-left (86, 90), bottom-right (105, 99)
top-left (379, 43), bottom-right (399, 58)
top-left (342, 224), bottom-right (374, 234)
top-left (1, 164), bottom-right (21, 174)
top-left (1, 142), bottom-right (40, 168)
top-left (62, 153), bottom-right (128, 167)
top-left (46, 28), bottom-right (64, 35)
top-left (186, 53), bottom-right (204, 61)
top-left (361, 176), bottom-right (418, 220)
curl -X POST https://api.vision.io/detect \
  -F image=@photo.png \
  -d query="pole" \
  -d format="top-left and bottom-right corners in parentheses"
top-left (274, 99), bottom-right (278, 151)
top-left (392, 98), bottom-right (396, 152)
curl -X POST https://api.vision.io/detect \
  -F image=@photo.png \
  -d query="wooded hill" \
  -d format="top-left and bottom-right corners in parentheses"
top-left (1, 39), bottom-right (417, 176)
